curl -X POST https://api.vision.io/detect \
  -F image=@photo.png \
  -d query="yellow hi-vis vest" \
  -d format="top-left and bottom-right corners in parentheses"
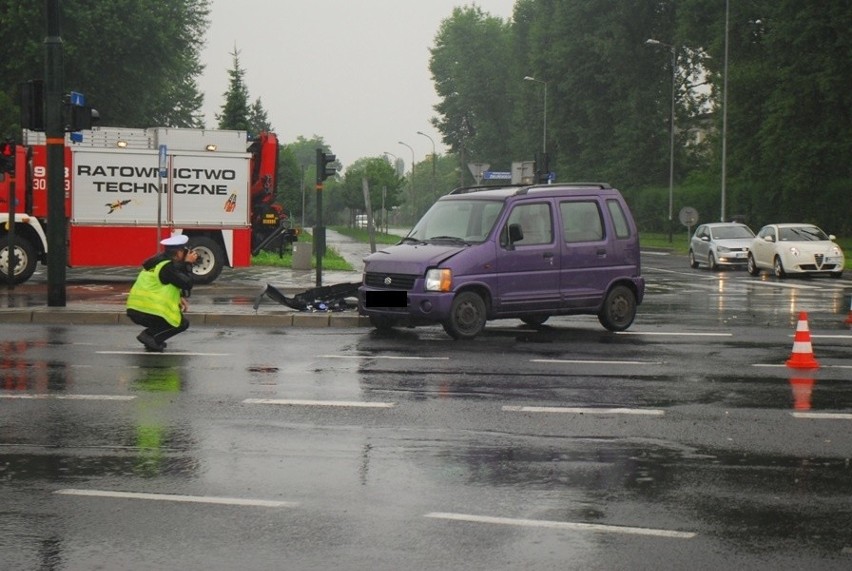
top-left (126, 260), bottom-right (182, 326)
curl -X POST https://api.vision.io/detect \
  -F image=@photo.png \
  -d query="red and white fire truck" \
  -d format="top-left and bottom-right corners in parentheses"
top-left (0, 126), bottom-right (290, 285)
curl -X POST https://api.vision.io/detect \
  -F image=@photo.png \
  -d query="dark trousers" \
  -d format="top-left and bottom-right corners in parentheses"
top-left (127, 308), bottom-right (189, 345)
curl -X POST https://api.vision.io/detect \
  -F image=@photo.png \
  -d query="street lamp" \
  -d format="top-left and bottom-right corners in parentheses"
top-left (720, 0), bottom-right (729, 222)
top-left (398, 141), bottom-right (416, 219)
top-left (645, 38), bottom-right (676, 243)
top-left (523, 76), bottom-right (548, 156)
top-left (416, 130), bottom-right (436, 199)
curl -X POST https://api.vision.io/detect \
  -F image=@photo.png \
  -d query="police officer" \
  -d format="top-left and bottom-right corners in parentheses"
top-left (126, 234), bottom-right (198, 352)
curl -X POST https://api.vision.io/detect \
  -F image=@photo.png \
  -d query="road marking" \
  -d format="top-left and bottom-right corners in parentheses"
top-left (792, 412), bottom-right (852, 420)
top-left (503, 405), bottom-right (664, 416)
top-left (0, 394), bottom-right (135, 401)
top-left (745, 281), bottom-right (821, 290)
top-left (531, 358), bottom-right (661, 366)
top-left (96, 351), bottom-right (230, 356)
top-left (616, 331), bottom-right (732, 337)
top-left (319, 354), bottom-right (450, 361)
top-left (54, 489), bottom-right (297, 508)
top-left (753, 364), bottom-right (852, 370)
top-left (243, 398), bottom-right (395, 408)
top-left (424, 512), bottom-right (695, 539)
top-left (810, 335), bottom-right (852, 340)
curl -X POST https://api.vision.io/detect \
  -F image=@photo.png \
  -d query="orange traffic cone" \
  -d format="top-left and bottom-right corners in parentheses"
top-left (844, 295), bottom-right (852, 325)
top-left (789, 377), bottom-right (815, 411)
top-left (786, 311), bottom-right (820, 369)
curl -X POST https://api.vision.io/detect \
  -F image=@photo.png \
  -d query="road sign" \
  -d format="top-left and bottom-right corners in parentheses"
top-left (468, 162), bottom-right (490, 185)
top-left (679, 206), bottom-right (699, 227)
top-left (483, 171), bottom-right (512, 180)
top-left (70, 91), bottom-right (85, 107)
top-left (158, 145), bottom-right (168, 178)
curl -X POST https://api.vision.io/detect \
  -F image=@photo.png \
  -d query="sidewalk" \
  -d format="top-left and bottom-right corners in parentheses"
top-left (0, 229), bottom-right (383, 328)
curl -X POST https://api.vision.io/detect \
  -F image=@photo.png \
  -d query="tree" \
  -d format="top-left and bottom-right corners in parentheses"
top-left (0, 0), bottom-right (209, 135)
top-left (216, 47), bottom-right (251, 131)
top-left (340, 157), bottom-right (404, 225)
top-left (249, 97), bottom-right (274, 135)
top-left (430, 6), bottom-right (516, 180)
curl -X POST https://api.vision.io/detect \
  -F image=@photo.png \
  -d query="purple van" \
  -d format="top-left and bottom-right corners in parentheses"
top-left (358, 183), bottom-right (645, 339)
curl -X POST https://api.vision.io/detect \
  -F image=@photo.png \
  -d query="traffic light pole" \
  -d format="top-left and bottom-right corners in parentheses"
top-left (314, 149), bottom-right (337, 287)
top-left (45, 0), bottom-right (66, 306)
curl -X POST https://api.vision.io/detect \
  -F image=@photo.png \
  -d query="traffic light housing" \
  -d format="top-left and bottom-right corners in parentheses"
top-left (20, 79), bottom-right (45, 131)
top-left (316, 148), bottom-right (337, 183)
top-left (0, 141), bottom-right (15, 174)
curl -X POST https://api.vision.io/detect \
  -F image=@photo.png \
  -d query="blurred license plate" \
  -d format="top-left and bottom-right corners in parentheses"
top-left (365, 290), bottom-right (407, 307)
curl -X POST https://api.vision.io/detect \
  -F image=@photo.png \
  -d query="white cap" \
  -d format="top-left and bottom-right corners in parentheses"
top-left (161, 234), bottom-right (189, 247)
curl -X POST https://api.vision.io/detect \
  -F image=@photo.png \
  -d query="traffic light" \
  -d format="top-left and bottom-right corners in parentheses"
top-left (20, 79), bottom-right (45, 131)
top-left (0, 141), bottom-right (15, 174)
top-left (316, 148), bottom-right (337, 183)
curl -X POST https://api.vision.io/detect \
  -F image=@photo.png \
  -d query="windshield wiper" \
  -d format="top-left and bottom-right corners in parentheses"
top-left (399, 236), bottom-right (426, 245)
top-left (427, 235), bottom-right (470, 245)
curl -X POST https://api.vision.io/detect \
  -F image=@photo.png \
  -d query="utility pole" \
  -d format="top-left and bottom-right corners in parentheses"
top-left (45, 0), bottom-right (66, 306)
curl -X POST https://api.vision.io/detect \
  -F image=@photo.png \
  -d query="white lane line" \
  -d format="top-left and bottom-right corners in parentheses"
top-left (0, 394), bottom-right (135, 401)
top-left (504, 405), bottom-right (664, 416)
top-left (753, 364), bottom-right (852, 369)
top-left (810, 335), bottom-right (852, 340)
top-left (54, 489), bottom-right (297, 508)
top-left (97, 351), bottom-right (230, 356)
top-left (243, 398), bottom-right (395, 408)
top-left (531, 358), bottom-right (661, 366)
top-left (792, 412), bottom-right (852, 420)
top-left (616, 331), bottom-right (732, 337)
top-left (424, 512), bottom-right (695, 539)
top-left (745, 281), bottom-right (821, 290)
top-left (318, 354), bottom-right (450, 361)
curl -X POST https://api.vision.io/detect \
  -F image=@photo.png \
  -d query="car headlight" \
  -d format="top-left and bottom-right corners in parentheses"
top-left (789, 247), bottom-right (800, 257)
top-left (717, 245), bottom-right (731, 253)
top-left (425, 268), bottom-right (452, 292)
top-left (830, 247), bottom-right (841, 256)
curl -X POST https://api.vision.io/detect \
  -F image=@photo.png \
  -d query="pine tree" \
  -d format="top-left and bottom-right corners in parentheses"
top-left (249, 97), bottom-right (274, 135)
top-left (216, 47), bottom-right (251, 131)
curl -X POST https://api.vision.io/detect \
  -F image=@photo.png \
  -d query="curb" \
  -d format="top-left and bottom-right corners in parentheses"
top-left (0, 309), bottom-right (372, 328)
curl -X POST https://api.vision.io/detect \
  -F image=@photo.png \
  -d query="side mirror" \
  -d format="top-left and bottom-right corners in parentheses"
top-left (829, 234), bottom-right (836, 241)
top-left (701, 236), bottom-right (710, 242)
top-left (763, 235), bottom-right (774, 243)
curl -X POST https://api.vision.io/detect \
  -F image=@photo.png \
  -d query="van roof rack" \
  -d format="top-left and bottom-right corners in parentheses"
top-left (515, 182), bottom-right (612, 195)
top-left (448, 184), bottom-right (524, 195)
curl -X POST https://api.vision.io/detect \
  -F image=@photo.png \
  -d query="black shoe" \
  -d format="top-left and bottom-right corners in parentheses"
top-left (137, 332), bottom-right (164, 352)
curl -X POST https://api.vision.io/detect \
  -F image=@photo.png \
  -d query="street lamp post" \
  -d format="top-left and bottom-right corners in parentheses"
top-left (720, 0), bottom-right (730, 222)
top-left (398, 141), bottom-right (415, 220)
top-left (416, 130), bottom-right (436, 200)
top-left (523, 76), bottom-right (547, 157)
top-left (645, 38), bottom-right (676, 243)
top-left (524, 76), bottom-right (549, 183)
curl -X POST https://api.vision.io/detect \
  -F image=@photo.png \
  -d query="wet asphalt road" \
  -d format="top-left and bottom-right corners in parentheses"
top-left (1, 253), bottom-right (851, 570)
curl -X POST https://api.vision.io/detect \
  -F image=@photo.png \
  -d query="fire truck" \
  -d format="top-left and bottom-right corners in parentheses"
top-left (0, 126), bottom-right (293, 285)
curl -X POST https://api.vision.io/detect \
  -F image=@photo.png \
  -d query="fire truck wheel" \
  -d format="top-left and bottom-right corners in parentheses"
top-left (186, 236), bottom-right (224, 284)
top-left (0, 236), bottom-right (37, 285)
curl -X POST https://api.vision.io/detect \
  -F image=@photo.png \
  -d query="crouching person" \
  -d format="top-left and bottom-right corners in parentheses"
top-left (126, 234), bottom-right (198, 352)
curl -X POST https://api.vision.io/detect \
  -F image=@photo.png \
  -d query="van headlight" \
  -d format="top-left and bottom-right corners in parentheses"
top-left (425, 268), bottom-right (452, 292)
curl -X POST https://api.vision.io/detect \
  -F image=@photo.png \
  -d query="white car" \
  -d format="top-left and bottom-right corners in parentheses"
top-left (747, 223), bottom-right (844, 278)
top-left (689, 222), bottom-right (755, 270)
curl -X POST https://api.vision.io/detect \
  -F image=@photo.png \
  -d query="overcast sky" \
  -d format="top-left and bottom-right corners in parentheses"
top-left (198, 1), bottom-right (516, 171)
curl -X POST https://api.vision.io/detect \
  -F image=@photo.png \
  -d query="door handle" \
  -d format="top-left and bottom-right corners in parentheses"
top-left (596, 248), bottom-right (607, 256)
top-left (542, 252), bottom-right (554, 259)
